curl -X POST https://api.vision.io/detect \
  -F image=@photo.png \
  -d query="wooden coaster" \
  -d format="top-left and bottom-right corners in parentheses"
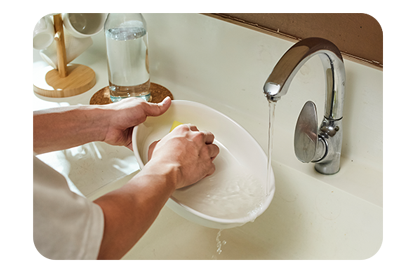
top-left (149, 82), bottom-right (174, 103)
top-left (90, 82), bottom-right (174, 105)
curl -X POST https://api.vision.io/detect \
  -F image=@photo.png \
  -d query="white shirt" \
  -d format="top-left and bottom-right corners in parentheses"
top-left (33, 155), bottom-right (104, 260)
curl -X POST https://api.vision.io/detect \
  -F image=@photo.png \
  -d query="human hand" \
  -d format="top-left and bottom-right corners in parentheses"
top-left (102, 97), bottom-right (171, 150)
top-left (147, 124), bottom-right (219, 189)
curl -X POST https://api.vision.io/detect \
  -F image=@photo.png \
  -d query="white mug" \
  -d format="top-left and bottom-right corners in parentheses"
top-left (33, 16), bottom-right (54, 50)
top-left (39, 33), bottom-right (93, 69)
top-left (62, 13), bottom-right (107, 39)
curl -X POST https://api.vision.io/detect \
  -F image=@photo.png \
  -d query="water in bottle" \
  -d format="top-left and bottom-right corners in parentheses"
top-left (105, 14), bottom-right (151, 102)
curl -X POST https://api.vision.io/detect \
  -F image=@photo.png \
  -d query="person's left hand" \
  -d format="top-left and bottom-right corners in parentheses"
top-left (102, 96), bottom-right (171, 150)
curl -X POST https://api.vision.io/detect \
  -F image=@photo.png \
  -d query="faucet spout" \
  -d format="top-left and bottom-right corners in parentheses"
top-left (263, 37), bottom-right (346, 174)
top-left (263, 37), bottom-right (345, 120)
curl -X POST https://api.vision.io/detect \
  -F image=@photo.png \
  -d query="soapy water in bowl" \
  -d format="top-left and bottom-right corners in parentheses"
top-left (141, 122), bottom-right (267, 221)
top-left (172, 139), bottom-right (265, 220)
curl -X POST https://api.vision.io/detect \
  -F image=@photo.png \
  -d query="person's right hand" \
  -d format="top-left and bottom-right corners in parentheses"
top-left (94, 124), bottom-right (218, 259)
top-left (146, 124), bottom-right (219, 189)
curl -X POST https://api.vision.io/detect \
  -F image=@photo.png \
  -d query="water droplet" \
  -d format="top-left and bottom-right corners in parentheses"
top-left (215, 229), bottom-right (227, 255)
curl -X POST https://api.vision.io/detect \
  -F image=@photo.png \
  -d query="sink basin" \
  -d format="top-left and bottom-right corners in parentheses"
top-left (132, 100), bottom-right (275, 229)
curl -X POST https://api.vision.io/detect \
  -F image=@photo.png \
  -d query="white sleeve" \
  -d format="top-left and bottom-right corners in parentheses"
top-left (33, 155), bottom-right (104, 260)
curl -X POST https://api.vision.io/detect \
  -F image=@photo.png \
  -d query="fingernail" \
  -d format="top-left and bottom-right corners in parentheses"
top-left (162, 96), bottom-right (171, 104)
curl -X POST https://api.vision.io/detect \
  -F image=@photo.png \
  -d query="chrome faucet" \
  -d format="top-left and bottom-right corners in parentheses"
top-left (263, 37), bottom-right (346, 174)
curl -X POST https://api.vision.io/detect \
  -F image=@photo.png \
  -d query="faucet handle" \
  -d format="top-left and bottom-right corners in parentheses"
top-left (294, 101), bottom-right (326, 163)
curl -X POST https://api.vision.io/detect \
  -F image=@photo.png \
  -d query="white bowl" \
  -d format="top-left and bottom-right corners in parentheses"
top-left (132, 100), bottom-right (275, 229)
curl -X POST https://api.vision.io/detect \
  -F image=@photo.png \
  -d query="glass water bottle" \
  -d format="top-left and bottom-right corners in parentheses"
top-left (104, 13), bottom-right (151, 102)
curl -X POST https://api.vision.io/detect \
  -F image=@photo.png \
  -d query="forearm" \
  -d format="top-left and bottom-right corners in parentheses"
top-left (93, 161), bottom-right (179, 260)
top-left (33, 105), bottom-right (108, 154)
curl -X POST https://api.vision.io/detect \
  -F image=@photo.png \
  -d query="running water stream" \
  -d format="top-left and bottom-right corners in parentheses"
top-left (211, 101), bottom-right (277, 259)
top-left (266, 101), bottom-right (276, 196)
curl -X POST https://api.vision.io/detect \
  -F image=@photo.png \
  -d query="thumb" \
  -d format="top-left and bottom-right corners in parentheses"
top-left (145, 96), bottom-right (171, 117)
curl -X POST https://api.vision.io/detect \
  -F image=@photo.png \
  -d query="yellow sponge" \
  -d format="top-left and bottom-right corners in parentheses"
top-left (170, 120), bottom-right (183, 132)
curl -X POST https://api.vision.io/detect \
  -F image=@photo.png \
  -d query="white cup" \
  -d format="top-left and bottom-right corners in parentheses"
top-left (62, 13), bottom-right (107, 39)
top-left (33, 16), bottom-right (54, 50)
top-left (39, 33), bottom-right (93, 69)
